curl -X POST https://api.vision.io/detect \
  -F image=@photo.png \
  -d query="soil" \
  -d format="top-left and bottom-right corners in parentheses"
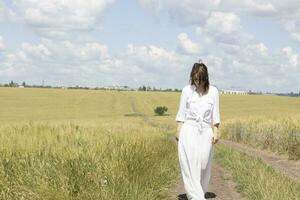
top-left (166, 161), bottom-right (247, 200)
top-left (220, 139), bottom-right (300, 182)
top-left (128, 96), bottom-right (249, 199)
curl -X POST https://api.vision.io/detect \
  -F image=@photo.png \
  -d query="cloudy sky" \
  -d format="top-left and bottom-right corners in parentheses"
top-left (0, 0), bottom-right (300, 92)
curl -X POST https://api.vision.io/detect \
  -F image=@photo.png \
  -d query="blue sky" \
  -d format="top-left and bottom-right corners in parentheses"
top-left (0, 0), bottom-right (300, 93)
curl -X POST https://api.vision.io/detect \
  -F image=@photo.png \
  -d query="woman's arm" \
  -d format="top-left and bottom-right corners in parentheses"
top-left (212, 87), bottom-right (221, 144)
top-left (175, 87), bottom-right (188, 142)
top-left (176, 121), bottom-right (184, 142)
top-left (212, 123), bottom-right (220, 144)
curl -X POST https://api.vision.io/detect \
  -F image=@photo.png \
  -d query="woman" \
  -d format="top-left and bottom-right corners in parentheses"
top-left (175, 61), bottom-right (221, 200)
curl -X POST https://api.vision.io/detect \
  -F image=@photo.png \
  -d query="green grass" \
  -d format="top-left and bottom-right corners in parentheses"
top-left (0, 87), bottom-right (132, 123)
top-left (221, 117), bottom-right (300, 160)
top-left (1, 87), bottom-right (300, 199)
top-left (0, 119), bottom-right (179, 200)
top-left (1, 87), bottom-right (300, 124)
top-left (215, 143), bottom-right (300, 200)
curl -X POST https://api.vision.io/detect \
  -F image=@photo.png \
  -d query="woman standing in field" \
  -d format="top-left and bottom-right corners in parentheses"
top-left (175, 61), bottom-right (221, 200)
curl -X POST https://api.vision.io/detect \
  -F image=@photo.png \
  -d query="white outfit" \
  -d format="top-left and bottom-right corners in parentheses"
top-left (175, 84), bottom-right (221, 200)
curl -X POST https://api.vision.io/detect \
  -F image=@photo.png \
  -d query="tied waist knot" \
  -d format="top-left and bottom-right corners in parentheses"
top-left (184, 116), bottom-right (211, 134)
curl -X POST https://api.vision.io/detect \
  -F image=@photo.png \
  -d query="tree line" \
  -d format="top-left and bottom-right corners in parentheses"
top-left (0, 80), bottom-right (182, 92)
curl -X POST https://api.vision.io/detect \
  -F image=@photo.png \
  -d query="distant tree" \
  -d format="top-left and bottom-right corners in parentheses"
top-left (22, 81), bottom-right (26, 87)
top-left (9, 80), bottom-right (18, 87)
top-left (139, 85), bottom-right (147, 91)
top-left (154, 106), bottom-right (168, 116)
top-left (9, 80), bottom-right (14, 87)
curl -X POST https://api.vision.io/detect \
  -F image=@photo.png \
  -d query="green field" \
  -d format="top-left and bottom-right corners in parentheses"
top-left (2, 87), bottom-right (300, 123)
top-left (0, 87), bottom-right (299, 199)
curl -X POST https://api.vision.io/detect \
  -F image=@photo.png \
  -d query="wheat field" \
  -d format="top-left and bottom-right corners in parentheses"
top-left (0, 87), bottom-right (299, 199)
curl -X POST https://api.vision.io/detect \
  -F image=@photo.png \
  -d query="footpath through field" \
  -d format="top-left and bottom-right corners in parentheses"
top-left (128, 96), bottom-right (247, 200)
top-left (220, 140), bottom-right (300, 182)
top-left (166, 162), bottom-right (246, 200)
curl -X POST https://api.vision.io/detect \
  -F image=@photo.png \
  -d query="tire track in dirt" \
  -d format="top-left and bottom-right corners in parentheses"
top-left (220, 140), bottom-right (300, 182)
top-left (128, 96), bottom-right (247, 200)
top-left (166, 162), bottom-right (246, 200)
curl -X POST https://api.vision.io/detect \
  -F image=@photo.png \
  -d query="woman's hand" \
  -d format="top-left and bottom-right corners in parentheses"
top-left (176, 122), bottom-right (184, 142)
top-left (212, 123), bottom-right (220, 144)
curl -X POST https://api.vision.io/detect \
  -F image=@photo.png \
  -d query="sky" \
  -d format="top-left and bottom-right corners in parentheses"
top-left (0, 0), bottom-right (300, 93)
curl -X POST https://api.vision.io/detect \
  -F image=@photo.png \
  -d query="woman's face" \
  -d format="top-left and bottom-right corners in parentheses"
top-left (193, 76), bottom-right (204, 88)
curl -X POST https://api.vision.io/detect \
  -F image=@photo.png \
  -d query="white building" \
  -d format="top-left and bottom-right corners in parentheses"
top-left (103, 85), bottom-right (133, 91)
top-left (220, 89), bottom-right (248, 95)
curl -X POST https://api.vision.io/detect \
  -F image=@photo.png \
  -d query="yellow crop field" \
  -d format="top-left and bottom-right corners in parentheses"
top-left (0, 87), bottom-right (299, 199)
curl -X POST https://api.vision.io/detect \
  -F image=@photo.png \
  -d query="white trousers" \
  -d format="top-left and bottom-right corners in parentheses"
top-left (178, 120), bottom-right (214, 200)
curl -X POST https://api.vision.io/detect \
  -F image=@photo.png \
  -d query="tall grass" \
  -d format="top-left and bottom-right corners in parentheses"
top-left (0, 119), bottom-right (179, 200)
top-left (215, 143), bottom-right (300, 200)
top-left (1, 87), bottom-right (300, 199)
top-left (221, 116), bottom-right (300, 160)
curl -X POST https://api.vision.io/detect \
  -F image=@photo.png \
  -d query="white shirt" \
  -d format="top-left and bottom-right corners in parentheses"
top-left (175, 84), bottom-right (221, 125)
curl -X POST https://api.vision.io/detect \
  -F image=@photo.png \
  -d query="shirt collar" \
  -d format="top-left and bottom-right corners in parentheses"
top-left (191, 84), bottom-right (196, 91)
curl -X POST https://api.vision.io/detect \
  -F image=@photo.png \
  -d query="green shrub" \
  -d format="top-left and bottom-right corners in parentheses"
top-left (154, 106), bottom-right (168, 116)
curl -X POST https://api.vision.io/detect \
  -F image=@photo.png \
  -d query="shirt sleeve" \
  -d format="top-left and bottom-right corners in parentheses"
top-left (212, 87), bottom-right (221, 125)
top-left (175, 87), bottom-right (187, 122)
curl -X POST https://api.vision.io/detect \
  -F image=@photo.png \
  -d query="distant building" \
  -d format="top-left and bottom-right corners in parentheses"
top-left (220, 89), bottom-right (248, 95)
top-left (103, 85), bottom-right (136, 91)
top-left (18, 85), bottom-right (25, 88)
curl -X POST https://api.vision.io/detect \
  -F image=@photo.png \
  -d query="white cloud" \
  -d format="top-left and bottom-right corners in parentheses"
top-left (9, 0), bottom-right (115, 38)
top-left (282, 47), bottom-right (300, 67)
top-left (1, 0), bottom-right (300, 92)
top-left (195, 12), bottom-right (248, 46)
top-left (285, 21), bottom-right (300, 44)
top-left (205, 12), bottom-right (241, 34)
top-left (195, 12), bottom-right (253, 47)
top-left (0, 39), bottom-right (192, 88)
top-left (1, 35), bottom-right (299, 92)
top-left (193, 15), bottom-right (298, 92)
top-left (138, 0), bottom-right (276, 25)
top-left (126, 43), bottom-right (190, 74)
top-left (137, 0), bottom-right (163, 14)
top-left (219, 0), bottom-right (276, 16)
top-left (0, 39), bottom-right (119, 85)
top-left (243, 43), bottom-right (268, 58)
top-left (138, 0), bottom-right (221, 25)
top-left (177, 33), bottom-right (201, 55)
top-left (0, 35), bottom-right (5, 50)
top-left (0, 1), bottom-right (17, 22)
top-left (138, 0), bottom-right (300, 46)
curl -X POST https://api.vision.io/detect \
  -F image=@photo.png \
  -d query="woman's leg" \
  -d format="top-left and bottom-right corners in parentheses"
top-left (200, 128), bottom-right (214, 194)
top-left (178, 125), bottom-right (206, 200)
top-left (201, 145), bottom-right (214, 194)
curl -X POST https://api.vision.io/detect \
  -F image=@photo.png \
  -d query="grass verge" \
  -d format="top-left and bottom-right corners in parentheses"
top-left (214, 143), bottom-right (300, 200)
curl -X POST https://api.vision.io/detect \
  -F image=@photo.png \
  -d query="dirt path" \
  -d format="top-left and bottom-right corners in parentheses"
top-left (128, 96), bottom-right (247, 199)
top-left (128, 94), bottom-right (300, 198)
top-left (220, 140), bottom-right (300, 182)
top-left (166, 162), bottom-right (246, 200)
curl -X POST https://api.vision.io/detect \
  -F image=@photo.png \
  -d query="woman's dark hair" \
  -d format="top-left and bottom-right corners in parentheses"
top-left (189, 61), bottom-right (210, 94)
